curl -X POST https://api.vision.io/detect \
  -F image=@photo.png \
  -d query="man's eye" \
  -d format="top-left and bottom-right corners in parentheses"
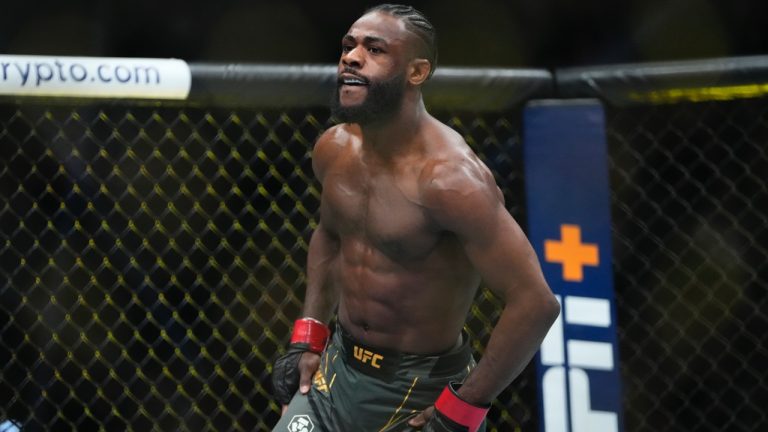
top-left (368, 47), bottom-right (383, 54)
top-left (342, 45), bottom-right (353, 53)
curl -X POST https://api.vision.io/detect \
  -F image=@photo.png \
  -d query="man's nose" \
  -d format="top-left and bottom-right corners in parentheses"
top-left (342, 46), bottom-right (364, 68)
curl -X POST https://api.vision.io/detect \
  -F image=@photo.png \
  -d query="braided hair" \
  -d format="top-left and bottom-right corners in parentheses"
top-left (365, 4), bottom-right (438, 78)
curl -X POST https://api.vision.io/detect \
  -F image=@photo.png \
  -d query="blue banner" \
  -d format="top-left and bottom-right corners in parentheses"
top-left (524, 100), bottom-right (624, 432)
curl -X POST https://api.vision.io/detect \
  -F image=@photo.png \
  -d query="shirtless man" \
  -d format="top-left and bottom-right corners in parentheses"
top-left (272, 4), bottom-right (560, 431)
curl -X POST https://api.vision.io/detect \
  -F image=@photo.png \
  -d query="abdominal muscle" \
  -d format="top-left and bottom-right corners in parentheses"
top-left (334, 237), bottom-right (480, 355)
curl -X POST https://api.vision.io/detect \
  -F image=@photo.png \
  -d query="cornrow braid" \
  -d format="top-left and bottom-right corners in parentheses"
top-left (365, 3), bottom-right (438, 78)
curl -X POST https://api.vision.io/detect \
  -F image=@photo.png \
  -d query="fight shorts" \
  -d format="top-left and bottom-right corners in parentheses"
top-left (272, 323), bottom-right (485, 432)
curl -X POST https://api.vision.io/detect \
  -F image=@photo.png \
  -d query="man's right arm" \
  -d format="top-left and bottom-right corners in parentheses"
top-left (280, 222), bottom-right (339, 405)
top-left (301, 125), bottom-right (344, 323)
top-left (273, 127), bottom-right (343, 412)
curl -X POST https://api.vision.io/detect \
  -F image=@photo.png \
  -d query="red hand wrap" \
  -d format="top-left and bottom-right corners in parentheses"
top-left (434, 384), bottom-right (490, 432)
top-left (289, 318), bottom-right (330, 354)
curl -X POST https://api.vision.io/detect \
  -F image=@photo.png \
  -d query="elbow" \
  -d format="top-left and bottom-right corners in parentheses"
top-left (507, 287), bottom-right (561, 326)
top-left (542, 292), bottom-right (561, 325)
top-left (527, 288), bottom-right (560, 327)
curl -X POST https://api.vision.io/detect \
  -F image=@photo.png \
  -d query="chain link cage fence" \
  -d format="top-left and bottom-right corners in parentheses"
top-left (2, 58), bottom-right (768, 432)
top-left (557, 58), bottom-right (768, 432)
top-left (0, 65), bottom-right (550, 431)
top-left (607, 99), bottom-right (768, 432)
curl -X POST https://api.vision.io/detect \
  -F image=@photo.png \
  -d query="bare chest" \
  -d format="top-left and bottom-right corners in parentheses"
top-left (321, 163), bottom-right (439, 260)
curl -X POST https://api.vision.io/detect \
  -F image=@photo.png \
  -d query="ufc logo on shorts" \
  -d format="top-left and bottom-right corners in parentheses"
top-left (353, 346), bottom-right (383, 368)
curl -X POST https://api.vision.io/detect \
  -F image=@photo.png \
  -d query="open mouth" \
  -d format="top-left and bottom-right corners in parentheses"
top-left (338, 74), bottom-right (369, 87)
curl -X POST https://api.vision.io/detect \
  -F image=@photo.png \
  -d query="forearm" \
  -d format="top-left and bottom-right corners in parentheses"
top-left (457, 291), bottom-right (560, 404)
top-left (301, 224), bottom-right (340, 323)
top-left (273, 225), bottom-right (338, 407)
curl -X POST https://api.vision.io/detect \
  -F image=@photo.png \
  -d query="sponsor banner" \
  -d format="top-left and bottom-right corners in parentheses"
top-left (523, 100), bottom-right (624, 432)
top-left (0, 55), bottom-right (191, 99)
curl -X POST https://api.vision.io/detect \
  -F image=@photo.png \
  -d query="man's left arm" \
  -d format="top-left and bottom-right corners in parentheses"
top-left (412, 160), bottom-right (560, 429)
top-left (453, 201), bottom-right (560, 404)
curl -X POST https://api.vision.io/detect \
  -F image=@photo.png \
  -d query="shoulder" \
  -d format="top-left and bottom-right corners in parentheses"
top-left (312, 123), bottom-right (360, 182)
top-left (418, 124), bottom-right (504, 228)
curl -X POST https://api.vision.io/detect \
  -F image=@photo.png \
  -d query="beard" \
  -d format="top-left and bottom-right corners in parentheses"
top-left (331, 71), bottom-right (407, 126)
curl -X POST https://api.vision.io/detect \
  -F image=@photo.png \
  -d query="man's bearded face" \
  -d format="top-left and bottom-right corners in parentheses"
top-left (331, 70), bottom-right (407, 126)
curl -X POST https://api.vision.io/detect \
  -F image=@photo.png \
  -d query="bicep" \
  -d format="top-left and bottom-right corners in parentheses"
top-left (458, 206), bottom-right (547, 302)
top-left (423, 159), bottom-right (549, 301)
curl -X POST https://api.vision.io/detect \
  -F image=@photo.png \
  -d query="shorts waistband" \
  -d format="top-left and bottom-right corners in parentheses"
top-left (334, 323), bottom-right (473, 381)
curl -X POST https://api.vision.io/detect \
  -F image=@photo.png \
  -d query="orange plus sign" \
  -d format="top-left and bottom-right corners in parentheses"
top-left (544, 224), bottom-right (599, 282)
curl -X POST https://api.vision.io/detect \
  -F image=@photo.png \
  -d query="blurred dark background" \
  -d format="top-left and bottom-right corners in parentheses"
top-left (1, 0), bottom-right (767, 68)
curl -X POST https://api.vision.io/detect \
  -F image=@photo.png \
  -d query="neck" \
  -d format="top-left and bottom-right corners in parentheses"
top-left (360, 95), bottom-right (428, 158)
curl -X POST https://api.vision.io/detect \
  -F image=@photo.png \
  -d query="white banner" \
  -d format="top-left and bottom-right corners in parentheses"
top-left (0, 55), bottom-right (191, 99)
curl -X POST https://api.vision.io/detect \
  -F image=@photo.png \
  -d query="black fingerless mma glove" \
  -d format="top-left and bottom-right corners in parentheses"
top-left (271, 318), bottom-right (330, 405)
top-left (272, 343), bottom-right (312, 405)
top-left (422, 409), bottom-right (471, 432)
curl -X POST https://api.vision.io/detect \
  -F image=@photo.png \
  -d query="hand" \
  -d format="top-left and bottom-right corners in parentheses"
top-left (408, 406), bottom-right (434, 429)
top-left (281, 352), bottom-right (320, 415)
top-left (297, 351), bottom-right (321, 394)
top-left (410, 406), bottom-right (471, 432)
top-left (274, 317), bottom-right (330, 413)
top-left (410, 383), bottom-right (489, 432)
top-left (271, 344), bottom-right (321, 406)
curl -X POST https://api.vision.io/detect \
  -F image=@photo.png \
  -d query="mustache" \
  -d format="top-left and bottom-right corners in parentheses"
top-left (337, 68), bottom-right (370, 85)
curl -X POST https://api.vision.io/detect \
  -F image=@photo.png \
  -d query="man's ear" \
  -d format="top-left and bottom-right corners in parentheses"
top-left (408, 59), bottom-right (432, 86)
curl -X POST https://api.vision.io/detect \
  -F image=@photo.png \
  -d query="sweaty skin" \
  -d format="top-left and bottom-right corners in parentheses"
top-left (287, 9), bottom-right (560, 424)
top-left (316, 121), bottom-right (489, 354)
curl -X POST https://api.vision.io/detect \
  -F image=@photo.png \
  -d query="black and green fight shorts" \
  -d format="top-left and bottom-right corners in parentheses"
top-left (272, 324), bottom-right (485, 432)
